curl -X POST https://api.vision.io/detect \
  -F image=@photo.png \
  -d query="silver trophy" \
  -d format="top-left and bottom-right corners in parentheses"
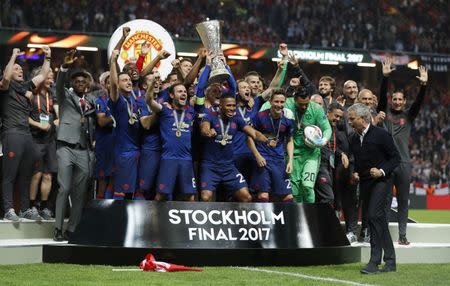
top-left (196, 20), bottom-right (230, 83)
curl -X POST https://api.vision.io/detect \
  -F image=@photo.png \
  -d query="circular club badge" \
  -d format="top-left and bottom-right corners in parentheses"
top-left (108, 19), bottom-right (176, 79)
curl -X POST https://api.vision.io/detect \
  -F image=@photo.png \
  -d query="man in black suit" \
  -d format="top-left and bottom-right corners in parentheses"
top-left (348, 103), bottom-right (400, 274)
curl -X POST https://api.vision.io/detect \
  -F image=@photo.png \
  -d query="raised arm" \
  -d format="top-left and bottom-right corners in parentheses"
top-left (140, 49), bottom-right (171, 78)
top-left (109, 50), bottom-right (120, 103)
top-left (287, 52), bottom-right (317, 96)
top-left (261, 60), bottom-right (287, 101)
top-left (113, 27), bottom-right (131, 73)
top-left (195, 53), bottom-right (212, 99)
top-left (140, 75), bottom-right (160, 129)
top-left (145, 74), bottom-right (162, 113)
top-left (184, 48), bottom-right (207, 87)
top-left (56, 49), bottom-right (78, 103)
top-left (31, 46), bottom-right (52, 88)
top-left (378, 58), bottom-right (395, 113)
top-left (408, 66), bottom-right (428, 120)
top-left (0, 48), bottom-right (22, 91)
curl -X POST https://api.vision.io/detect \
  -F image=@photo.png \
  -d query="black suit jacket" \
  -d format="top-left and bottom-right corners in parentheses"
top-left (349, 124), bottom-right (400, 181)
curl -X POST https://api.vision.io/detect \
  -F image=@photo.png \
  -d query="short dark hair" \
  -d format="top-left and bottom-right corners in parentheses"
top-left (168, 81), bottom-right (185, 94)
top-left (180, 58), bottom-right (193, 65)
top-left (244, 71), bottom-right (259, 79)
top-left (294, 87), bottom-right (310, 99)
top-left (122, 62), bottom-right (137, 73)
top-left (118, 71), bottom-right (130, 78)
top-left (70, 69), bottom-right (90, 80)
top-left (220, 93), bottom-right (236, 101)
top-left (270, 88), bottom-right (286, 101)
top-left (319, 76), bottom-right (336, 91)
top-left (328, 102), bottom-right (344, 113)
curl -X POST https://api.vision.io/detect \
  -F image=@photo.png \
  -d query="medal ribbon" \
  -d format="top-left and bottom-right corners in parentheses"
top-left (269, 113), bottom-right (282, 141)
top-left (238, 105), bottom-right (249, 122)
top-left (173, 109), bottom-right (186, 133)
top-left (126, 96), bottom-right (135, 121)
top-left (295, 110), bottom-right (304, 131)
top-left (219, 117), bottom-right (231, 141)
top-left (327, 128), bottom-right (337, 152)
top-left (37, 92), bottom-right (50, 114)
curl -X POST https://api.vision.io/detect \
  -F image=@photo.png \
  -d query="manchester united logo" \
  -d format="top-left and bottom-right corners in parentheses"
top-left (121, 31), bottom-right (163, 67)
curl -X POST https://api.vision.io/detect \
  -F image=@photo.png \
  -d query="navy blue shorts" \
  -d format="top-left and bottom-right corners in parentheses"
top-left (251, 159), bottom-right (292, 196)
top-left (233, 153), bottom-right (255, 185)
top-left (156, 159), bottom-right (196, 195)
top-left (114, 150), bottom-right (139, 194)
top-left (95, 144), bottom-right (115, 179)
top-left (200, 162), bottom-right (247, 192)
top-left (138, 149), bottom-right (160, 191)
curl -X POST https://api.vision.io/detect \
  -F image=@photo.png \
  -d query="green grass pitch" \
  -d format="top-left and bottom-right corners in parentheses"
top-left (1, 263), bottom-right (450, 286)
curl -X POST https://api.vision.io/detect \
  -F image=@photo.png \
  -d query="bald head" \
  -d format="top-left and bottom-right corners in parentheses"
top-left (357, 89), bottom-right (374, 107)
top-left (343, 80), bottom-right (358, 100)
top-left (311, 94), bottom-right (324, 107)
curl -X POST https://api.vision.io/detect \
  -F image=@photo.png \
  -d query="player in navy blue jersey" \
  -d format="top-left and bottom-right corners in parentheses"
top-left (94, 74), bottom-right (115, 199)
top-left (247, 89), bottom-right (295, 202)
top-left (233, 60), bottom-right (287, 188)
top-left (200, 94), bottom-right (269, 202)
top-left (135, 73), bottom-right (162, 200)
top-left (146, 81), bottom-right (200, 201)
top-left (109, 50), bottom-right (141, 200)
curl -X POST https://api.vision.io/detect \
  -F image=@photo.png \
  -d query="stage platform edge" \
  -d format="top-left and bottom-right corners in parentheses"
top-left (43, 244), bottom-right (361, 266)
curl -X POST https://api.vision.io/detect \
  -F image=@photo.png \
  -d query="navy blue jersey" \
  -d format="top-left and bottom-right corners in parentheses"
top-left (252, 109), bottom-right (294, 160)
top-left (158, 105), bottom-right (195, 160)
top-left (111, 95), bottom-right (140, 153)
top-left (233, 96), bottom-right (265, 155)
top-left (202, 113), bottom-right (247, 164)
top-left (136, 95), bottom-right (161, 151)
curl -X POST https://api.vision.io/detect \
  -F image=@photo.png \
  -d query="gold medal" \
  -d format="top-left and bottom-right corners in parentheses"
top-left (268, 139), bottom-right (278, 148)
top-left (176, 130), bottom-right (182, 137)
top-left (128, 118), bottom-right (135, 125)
top-left (220, 139), bottom-right (227, 146)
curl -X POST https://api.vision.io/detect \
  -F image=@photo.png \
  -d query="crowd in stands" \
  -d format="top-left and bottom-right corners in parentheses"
top-left (1, 0), bottom-right (449, 53)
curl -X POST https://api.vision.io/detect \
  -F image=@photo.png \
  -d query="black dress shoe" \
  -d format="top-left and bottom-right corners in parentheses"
top-left (53, 228), bottom-right (65, 242)
top-left (360, 263), bottom-right (380, 274)
top-left (380, 264), bottom-right (396, 273)
top-left (64, 230), bottom-right (73, 241)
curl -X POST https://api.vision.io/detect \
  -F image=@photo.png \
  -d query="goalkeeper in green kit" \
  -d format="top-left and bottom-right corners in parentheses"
top-left (285, 91), bottom-right (332, 203)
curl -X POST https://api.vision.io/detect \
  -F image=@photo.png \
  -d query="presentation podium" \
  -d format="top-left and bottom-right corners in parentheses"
top-left (43, 200), bottom-right (360, 266)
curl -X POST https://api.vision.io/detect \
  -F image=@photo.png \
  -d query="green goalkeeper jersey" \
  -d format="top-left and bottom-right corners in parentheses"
top-left (284, 98), bottom-right (332, 156)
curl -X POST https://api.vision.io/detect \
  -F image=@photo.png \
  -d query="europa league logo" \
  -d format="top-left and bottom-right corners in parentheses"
top-left (196, 20), bottom-right (230, 83)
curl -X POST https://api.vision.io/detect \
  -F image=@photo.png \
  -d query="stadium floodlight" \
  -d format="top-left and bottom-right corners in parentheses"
top-left (27, 43), bottom-right (47, 48)
top-left (407, 60), bottom-right (419, 70)
top-left (271, 57), bottom-right (282, 62)
top-left (319, 61), bottom-right (339, 65)
top-left (228, 55), bottom-right (248, 60)
top-left (76, 46), bottom-right (99, 52)
top-left (177, 52), bottom-right (198, 57)
top-left (357, 62), bottom-right (376, 67)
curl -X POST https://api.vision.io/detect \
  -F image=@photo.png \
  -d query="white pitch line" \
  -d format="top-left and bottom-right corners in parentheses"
top-left (237, 267), bottom-right (376, 286)
top-left (112, 269), bottom-right (143, 272)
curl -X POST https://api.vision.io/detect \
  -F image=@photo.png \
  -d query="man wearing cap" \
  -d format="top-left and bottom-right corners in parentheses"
top-left (53, 50), bottom-right (96, 241)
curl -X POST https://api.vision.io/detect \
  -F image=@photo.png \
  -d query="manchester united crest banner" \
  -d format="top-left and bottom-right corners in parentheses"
top-left (108, 19), bottom-right (176, 79)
